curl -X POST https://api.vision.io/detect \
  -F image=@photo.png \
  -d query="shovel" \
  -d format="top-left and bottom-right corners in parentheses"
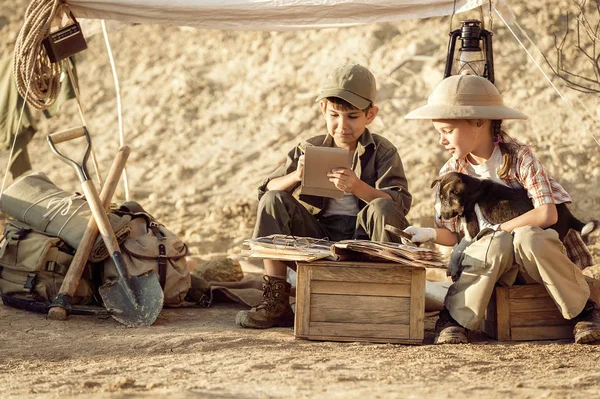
top-left (47, 127), bottom-right (164, 327)
top-left (48, 144), bottom-right (130, 321)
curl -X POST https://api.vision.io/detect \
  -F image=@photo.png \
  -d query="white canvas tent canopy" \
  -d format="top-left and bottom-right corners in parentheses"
top-left (66, 0), bottom-right (514, 30)
top-left (63, 0), bottom-right (597, 146)
top-left (62, 0), bottom-right (597, 142)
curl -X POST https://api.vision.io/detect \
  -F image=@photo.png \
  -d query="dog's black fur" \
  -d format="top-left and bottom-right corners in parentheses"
top-left (431, 171), bottom-right (598, 242)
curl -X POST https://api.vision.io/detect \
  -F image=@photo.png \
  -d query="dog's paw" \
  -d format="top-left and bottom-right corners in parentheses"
top-left (581, 220), bottom-right (599, 236)
top-left (447, 239), bottom-right (471, 281)
top-left (581, 220), bottom-right (599, 244)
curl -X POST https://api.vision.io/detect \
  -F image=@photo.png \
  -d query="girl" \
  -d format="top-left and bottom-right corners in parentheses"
top-left (403, 74), bottom-right (599, 344)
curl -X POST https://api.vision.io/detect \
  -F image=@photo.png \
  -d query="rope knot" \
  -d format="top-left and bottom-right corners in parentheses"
top-left (43, 193), bottom-right (85, 220)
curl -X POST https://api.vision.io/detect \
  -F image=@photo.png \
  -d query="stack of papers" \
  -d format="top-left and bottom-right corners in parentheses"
top-left (242, 234), bottom-right (446, 268)
top-left (241, 235), bottom-right (335, 262)
top-left (333, 240), bottom-right (445, 268)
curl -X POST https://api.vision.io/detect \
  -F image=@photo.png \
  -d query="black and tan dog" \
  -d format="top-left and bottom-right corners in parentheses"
top-left (431, 171), bottom-right (598, 242)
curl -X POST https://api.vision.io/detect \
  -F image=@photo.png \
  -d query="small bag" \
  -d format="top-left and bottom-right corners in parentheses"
top-left (103, 202), bottom-right (191, 307)
top-left (42, 10), bottom-right (88, 63)
top-left (0, 220), bottom-right (95, 304)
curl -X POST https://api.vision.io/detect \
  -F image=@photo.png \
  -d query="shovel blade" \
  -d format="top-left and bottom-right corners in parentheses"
top-left (99, 270), bottom-right (164, 327)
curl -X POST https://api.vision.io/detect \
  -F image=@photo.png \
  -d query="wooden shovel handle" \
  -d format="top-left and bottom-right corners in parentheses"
top-left (81, 180), bottom-right (122, 255)
top-left (47, 126), bottom-right (86, 144)
top-left (48, 146), bottom-right (130, 320)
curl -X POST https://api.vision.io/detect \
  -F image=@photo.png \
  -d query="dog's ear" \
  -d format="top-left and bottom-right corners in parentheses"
top-left (431, 177), bottom-right (441, 189)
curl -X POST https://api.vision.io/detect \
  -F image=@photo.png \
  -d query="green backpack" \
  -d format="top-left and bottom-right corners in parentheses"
top-left (0, 220), bottom-right (96, 304)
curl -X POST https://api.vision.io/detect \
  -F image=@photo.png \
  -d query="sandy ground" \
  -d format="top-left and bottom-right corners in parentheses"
top-left (2, 300), bottom-right (600, 399)
top-left (1, 0), bottom-right (600, 398)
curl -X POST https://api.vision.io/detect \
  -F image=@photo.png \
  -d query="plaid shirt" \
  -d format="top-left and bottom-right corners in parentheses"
top-left (434, 140), bottom-right (593, 269)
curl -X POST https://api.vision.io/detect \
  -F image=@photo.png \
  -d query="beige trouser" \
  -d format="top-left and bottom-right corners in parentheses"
top-left (446, 226), bottom-right (590, 330)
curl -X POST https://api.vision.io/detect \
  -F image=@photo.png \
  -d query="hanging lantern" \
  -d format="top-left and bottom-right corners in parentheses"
top-left (444, 19), bottom-right (494, 83)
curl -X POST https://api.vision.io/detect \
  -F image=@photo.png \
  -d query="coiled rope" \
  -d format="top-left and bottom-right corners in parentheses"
top-left (13, 0), bottom-right (63, 110)
top-left (8, 0), bottom-right (106, 189)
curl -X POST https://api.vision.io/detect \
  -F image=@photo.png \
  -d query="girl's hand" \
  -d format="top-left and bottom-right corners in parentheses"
top-left (327, 167), bottom-right (358, 193)
top-left (404, 226), bottom-right (437, 243)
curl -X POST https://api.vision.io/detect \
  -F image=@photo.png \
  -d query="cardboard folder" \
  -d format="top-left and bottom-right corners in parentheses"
top-left (300, 146), bottom-right (349, 199)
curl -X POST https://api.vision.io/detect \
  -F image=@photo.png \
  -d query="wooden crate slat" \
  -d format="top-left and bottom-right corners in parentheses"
top-left (510, 325), bottom-right (573, 341)
top-left (309, 321), bottom-right (411, 339)
top-left (509, 296), bottom-right (559, 313)
top-left (510, 310), bottom-right (572, 327)
top-left (294, 264), bottom-right (312, 336)
top-left (496, 286), bottom-right (511, 341)
top-left (305, 260), bottom-right (420, 270)
top-left (311, 266), bottom-right (412, 284)
top-left (507, 284), bottom-right (550, 299)
top-left (294, 336), bottom-right (422, 344)
top-left (311, 280), bottom-right (411, 297)
top-left (310, 293), bottom-right (410, 312)
top-left (310, 307), bottom-right (410, 324)
top-left (483, 289), bottom-right (498, 339)
top-left (409, 269), bottom-right (425, 340)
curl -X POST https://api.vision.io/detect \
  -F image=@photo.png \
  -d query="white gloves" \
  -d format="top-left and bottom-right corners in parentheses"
top-left (474, 203), bottom-right (501, 232)
top-left (403, 226), bottom-right (437, 243)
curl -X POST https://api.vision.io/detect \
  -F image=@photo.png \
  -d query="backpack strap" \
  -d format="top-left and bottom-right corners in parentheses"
top-left (23, 273), bottom-right (36, 295)
top-left (158, 243), bottom-right (167, 289)
top-left (119, 201), bottom-right (145, 214)
top-left (114, 202), bottom-right (166, 240)
top-left (44, 247), bottom-right (70, 275)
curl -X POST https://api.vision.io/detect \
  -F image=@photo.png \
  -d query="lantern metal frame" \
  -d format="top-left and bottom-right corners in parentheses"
top-left (444, 19), bottom-right (495, 83)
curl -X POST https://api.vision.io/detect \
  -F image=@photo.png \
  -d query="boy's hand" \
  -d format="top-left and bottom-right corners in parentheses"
top-left (327, 167), bottom-right (358, 193)
top-left (295, 155), bottom-right (305, 182)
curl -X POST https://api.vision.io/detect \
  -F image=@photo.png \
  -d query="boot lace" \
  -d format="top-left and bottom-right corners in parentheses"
top-left (256, 277), bottom-right (286, 311)
top-left (256, 285), bottom-right (274, 311)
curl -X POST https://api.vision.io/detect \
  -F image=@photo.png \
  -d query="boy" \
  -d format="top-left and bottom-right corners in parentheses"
top-left (236, 64), bottom-right (412, 329)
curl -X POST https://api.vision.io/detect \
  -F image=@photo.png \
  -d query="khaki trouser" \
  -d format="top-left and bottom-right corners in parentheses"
top-left (446, 226), bottom-right (590, 330)
top-left (253, 190), bottom-right (408, 242)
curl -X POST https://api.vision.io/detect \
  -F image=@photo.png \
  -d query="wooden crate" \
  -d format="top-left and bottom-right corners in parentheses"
top-left (294, 260), bottom-right (425, 344)
top-left (483, 278), bottom-right (600, 341)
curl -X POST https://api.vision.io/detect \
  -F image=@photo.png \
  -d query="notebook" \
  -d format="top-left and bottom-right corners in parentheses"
top-left (300, 146), bottom-right (350, 199)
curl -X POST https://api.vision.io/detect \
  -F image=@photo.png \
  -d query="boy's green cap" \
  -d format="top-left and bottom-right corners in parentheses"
top-left (315, 64), bottom-right (376, 109)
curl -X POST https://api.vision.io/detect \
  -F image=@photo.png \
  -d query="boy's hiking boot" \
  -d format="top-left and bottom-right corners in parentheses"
top-left (235, 275), bottom-right (294, 329)
top-left (434, 308), bottom-right (468, 344)
top-left (573, 300), bottom-right (600, 344)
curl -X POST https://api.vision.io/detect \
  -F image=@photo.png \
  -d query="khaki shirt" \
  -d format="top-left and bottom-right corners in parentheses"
top-left (258, 129), bottom-right (412, 216)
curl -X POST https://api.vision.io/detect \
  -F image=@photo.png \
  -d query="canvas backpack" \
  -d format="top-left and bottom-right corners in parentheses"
top-left (103, 202), bottom-right (191, 307)
top-left (0, 220), bottom-right (96, 304)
